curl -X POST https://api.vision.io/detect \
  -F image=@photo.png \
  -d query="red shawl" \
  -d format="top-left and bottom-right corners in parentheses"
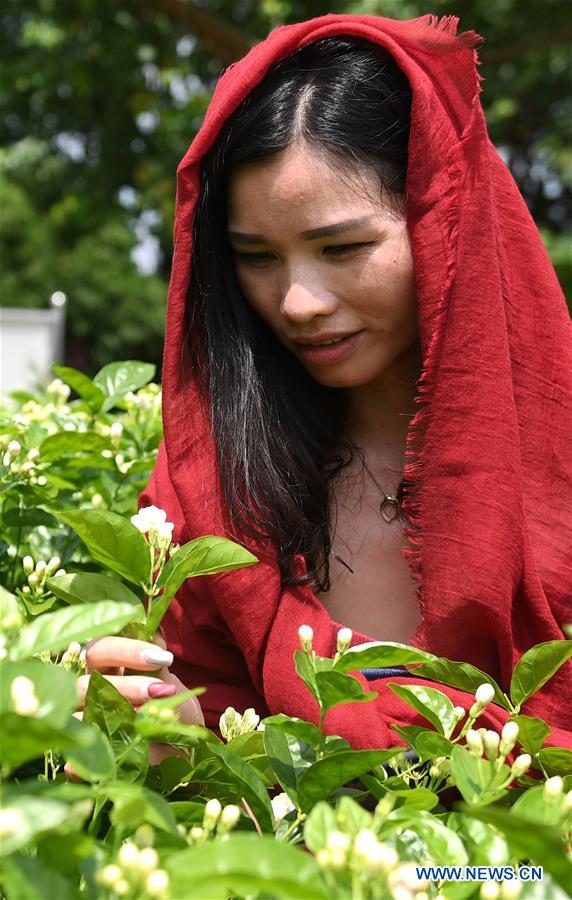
top-left (140, 13), bottom-right (572, 750)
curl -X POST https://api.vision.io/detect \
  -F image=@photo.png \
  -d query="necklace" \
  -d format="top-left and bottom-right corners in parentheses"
top-left (363, 460), bottom-right (407, 524)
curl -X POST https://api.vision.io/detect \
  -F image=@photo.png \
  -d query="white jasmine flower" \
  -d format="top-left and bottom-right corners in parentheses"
top-left (203, 798), bottom-right (222, 828)
top-left (500, 721), bottom-right (519, 755)
top-left (118, 840), bottom-right (140, 869)
top-left (98, 864), bottom-right (123, 887)
top-left (466, 729), bottom-right (484, 756)
top-left (352, 828), bottom-right (379, 861)
top-left (145, 869), bottom-right (169, 897)
top-left (510, 753), bottom-right (532, 778)
top-left (219, 706), bottom-right (241, 741)
top-left (46, 556), bottom-right (61, 575)
top-left (220, 804), bottom-right (241, 830)
top-left (271, 791), bottom-right (295, 823)
top-left (130, 506), bottom-right (174, 542)
top-left (336, 627), bottom-right (353, 654)
top-left (483, 730), bottom-right (501, 759)
top-left (544, 775), bottom-right (564, 798)
top-left (0, 808), bottom-right (24, 838)
top-left (241, 707), bottom-right (260, 732)
top-left (363, 842), bottom-right (399, 873)
top-left (7, 440), bottom-right (21, 458)
top-left (26, 448), bottom-right (40, 461)
top-left (22, 555), bottom-right (34, 575)
top-left (110, 422), bottom-right (123, 439)
top-left (326, 831), bottom-right (350, 854)
top-left (10, 676), bottom-right (40, 716)
top-left (91, 493), bottom-right (105, 508)
top-left (136, 847), bottom-right (159, 874)
top-left (475, 683), bottom-right (495, 706)
top-left (35, 560), bottom-right (47, 579)
top-left (480, 882), bottom-right (500, 899)
top-left (298, 624), bottom-right (314, 651)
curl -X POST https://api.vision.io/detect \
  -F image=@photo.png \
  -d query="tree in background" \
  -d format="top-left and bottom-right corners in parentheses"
top-left (2, 0), bottom-right (570, 374)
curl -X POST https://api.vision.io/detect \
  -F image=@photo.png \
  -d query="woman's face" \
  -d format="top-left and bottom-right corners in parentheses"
top-left (227, 142), bottom-right (419, 390)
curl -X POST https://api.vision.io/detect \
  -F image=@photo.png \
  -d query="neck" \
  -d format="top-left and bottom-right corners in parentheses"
top-left (344, 341), bottom-right (421, 477)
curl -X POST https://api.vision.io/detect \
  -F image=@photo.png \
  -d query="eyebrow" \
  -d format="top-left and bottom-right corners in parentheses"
top-left (227, 215), bottom-right (375, 244)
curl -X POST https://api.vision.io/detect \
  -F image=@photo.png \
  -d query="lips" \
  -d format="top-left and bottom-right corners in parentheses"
top-left (292, 331), bottom-right (361, 347)
top-left (293, 330), bottom-right (364, 365)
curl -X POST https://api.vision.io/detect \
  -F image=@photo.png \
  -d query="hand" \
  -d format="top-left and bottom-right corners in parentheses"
top-left (65, 634), bottom-right (203, 779)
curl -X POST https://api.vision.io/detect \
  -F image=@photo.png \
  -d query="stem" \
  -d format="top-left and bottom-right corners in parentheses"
top-left (10, 497), bottom-right (24, 592)
top-left (279, 811), bottom-right (306, 843)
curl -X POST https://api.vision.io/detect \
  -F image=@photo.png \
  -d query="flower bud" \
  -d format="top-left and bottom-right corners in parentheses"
top-left (352, 828), bottom-right (379, 861)
top-left (544, 775), bottom-right (564, 798)
top-left (203, 798), bottom-right (222, 829)
top-left (22, 555), bottom-right (34, 575)
top-left (364, 842), bottom-right (399, 873)
top-left (27, 572), bottom-right (39, 588)
top-left (565, 790), bottom-right (572, 811)
top-left (98, 864), bottom-right (123, 887)
top-left (113, 879), bottom-right (130, 897)
top-left (35, 560), bottom-right (47, 579)
top-left (8, 440), bottom-right (21, 458)
top-left (271, 791), bottom-right (295, 823)
top-left (0, 808), bottom-right (24, 838)
top-left (135, 824), bottom-right (155, 847)
top-left (26, 448), bottom-right (40, 461)
top-left (36, 476), bottom-right (47, 486)
top-left (480, 882), bottom-right (500, 899)
top-left (510, 753), bottom-right (532, 779)
top-left (46, 556), bottom-right (61, 575)
top-left (453, 706), bottom-right (465, 721)
top-left (145, 870), bottom-right (169, 897)
top-left (298, 624), bottom-right (314, 652)
top-left (475, 683), bottom-right (495, 706)
top-left (137, 847), bottom-right (159, 874)
top-left (189, 826), bottom-right (204, 842)
top-left (466, 729), bottom-right (484, 757)
top-left (483, 730), bottom-right (501, 760)
top-left (500, 881), bottom-right (522, 899)
top-left (220, 804), bottom-right (240, 830)
top-left (336, 627), bottom-right (353, 654)
top-left (55, 568), bottom-right (66, 577)
top-left (118, 840), bottom-right (140, 869)
top-left (110, 422), bottom-right (123, 439)
top-left (326, 830), bottom-right (350, 854)
top-left (91, 493), bottom-right (105, 508)
top-left (500, 721), bottom-right (519, 755)
top-left (241, 707), bottom-right (260, 732)
top-left (10, 676), bottom-right (40, 716)
top-left (158, 708), bottom-right (175, 721)
top-left (219, 706), bottom-right (240, 741)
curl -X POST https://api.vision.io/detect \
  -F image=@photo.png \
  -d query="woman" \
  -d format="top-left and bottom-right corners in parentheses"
top-left (78, 13), bottom-right (572, 752)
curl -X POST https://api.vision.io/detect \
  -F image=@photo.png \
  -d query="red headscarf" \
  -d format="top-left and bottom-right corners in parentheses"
top-left (140, 13), bottom-right (572, 749)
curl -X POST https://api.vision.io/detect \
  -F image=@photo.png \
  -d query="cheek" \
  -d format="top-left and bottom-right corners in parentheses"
top-left (234, 268), bottom-right (276, 325)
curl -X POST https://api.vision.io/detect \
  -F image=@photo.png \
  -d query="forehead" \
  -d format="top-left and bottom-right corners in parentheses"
top-left (227, 143), bottom-right (384, 224)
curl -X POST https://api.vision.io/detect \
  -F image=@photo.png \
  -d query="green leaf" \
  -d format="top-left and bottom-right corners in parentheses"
top-left (463, 805), bottom-right (572, 894)
top-left (148, 536), bottom-right (258, 635)
top-left (0, 796), bottom-right (70, 856)
top-left (0, 713), bottom-right (89, 769)
top-left (0, 659), bottom-right (78, 726)
top-left (46, 572), bottom-right (143, 607)
top-left (207, 743), bottom-right (274, 832)
top-left (94, 361), bottom-right (156, 411)
top-left (12, 599), bottom-right (143, 659)
top-left (314, 670), bottom-right (377, 714)
top-left (297, 748), bottom-right (401, 812)
top-left (333, 641), bottom-right (437, 673)
top-left (0, 853), bottom-right (75, 899)
top-left (511, 784), bottom-right (568, 826)
top-left (303, 802), bottom-right (338, 854)
top-left (535, 747), bottom-right (572, 776)
top-left (387, 787), bottom-right (439, 811)
top-left (387, 682), bottom-right (457, 736)
top-left (415, 730), bottom-right (454, 760)
top-left (446, 813), bottom-right (509, 867)
top-left (510, 715), bottom-right (551, 755)
top-left (510, 641), bottom-right (572, 710)
top-left (39, 431), bottom-right (112, 461)
top-left (2, 507), bottom-right (57, 528)
top-left (263, 725), bottom-right (316, 806)
top-left (335, 795), bottom-right (373, 836)
top-left (49, 508), bottom-right (151, 586)
top-left (166, 834), bottom-right (329, 900)
top-left (102, 782), bottom-right (178, 835)
top-left (262, 715), bottom-right (323, 749)
top-left (293, 650), bottom-right (318, 703)
top-left (84, 672), bottom-right (147, 783)
top-left (385, 808), bottom-right (468, 866)
top-left (449, 746), bottom-right (510, 806)
top-left (412, 657), bottom-right (508, 709)
top-left (51, 364), bottom-right (105, 411)
top-left (62, 716), bottom-right (115, 782)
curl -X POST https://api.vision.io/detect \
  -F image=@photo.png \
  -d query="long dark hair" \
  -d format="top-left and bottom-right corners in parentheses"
top-left (187, 36), bottom-right (412, 592)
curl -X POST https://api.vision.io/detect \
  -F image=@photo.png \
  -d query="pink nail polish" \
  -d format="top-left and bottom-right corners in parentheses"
top-left (148, 682), bottom-right (177, 698)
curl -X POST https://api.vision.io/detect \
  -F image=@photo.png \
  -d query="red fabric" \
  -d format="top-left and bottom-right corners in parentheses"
top-left (139, 13), bottom-right (572, 750)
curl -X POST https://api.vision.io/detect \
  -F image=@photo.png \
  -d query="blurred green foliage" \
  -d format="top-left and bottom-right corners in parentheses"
top-left (1, 0), bottom-right (570, 373)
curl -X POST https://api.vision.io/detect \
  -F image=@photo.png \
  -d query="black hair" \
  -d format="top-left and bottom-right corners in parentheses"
top-left (187, 35), bottom-right (413, 592)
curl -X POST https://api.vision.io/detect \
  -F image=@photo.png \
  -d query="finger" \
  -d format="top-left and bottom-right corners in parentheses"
top-left (86, 637), bottom-right (173, 674)
top-left (64, 759), bottom-right (86, 783)
top-left (76, 674), bottom-right (177, 709)
top-left (160, 671), bottom-right (205, 726)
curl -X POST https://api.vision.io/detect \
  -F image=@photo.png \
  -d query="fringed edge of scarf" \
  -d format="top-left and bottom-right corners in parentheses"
top-left (423, 13), bottom-right (484, 51)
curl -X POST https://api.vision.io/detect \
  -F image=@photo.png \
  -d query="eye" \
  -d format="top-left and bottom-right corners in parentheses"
top-left (232, 251), bottom-right (274, 265)
top-left (324, 242), bottom-right (373, 257)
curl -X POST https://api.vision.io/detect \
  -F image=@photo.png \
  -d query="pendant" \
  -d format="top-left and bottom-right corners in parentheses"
top-left (380, 495), bottom-right (400, 524)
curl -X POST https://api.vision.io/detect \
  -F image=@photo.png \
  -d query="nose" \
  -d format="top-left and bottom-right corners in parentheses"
top-left (280, 275), bottom-right (338, 323)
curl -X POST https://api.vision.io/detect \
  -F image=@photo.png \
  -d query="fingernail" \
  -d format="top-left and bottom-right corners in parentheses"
top-left (141, 648), bottom-right (173, 667)
top-left (148, 682), bottom-right (177, 698)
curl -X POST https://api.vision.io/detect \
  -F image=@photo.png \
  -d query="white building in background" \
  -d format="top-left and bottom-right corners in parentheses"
top-left (0, 293), bottom-right (67, 398)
